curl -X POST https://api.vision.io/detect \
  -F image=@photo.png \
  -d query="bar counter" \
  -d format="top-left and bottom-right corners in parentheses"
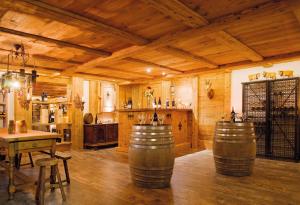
top-left (117, 108), bottom-right (194, 156)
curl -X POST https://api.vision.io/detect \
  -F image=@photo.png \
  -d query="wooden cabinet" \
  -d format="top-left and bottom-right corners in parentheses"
top-left (84, 123), bottom-right (118, 148)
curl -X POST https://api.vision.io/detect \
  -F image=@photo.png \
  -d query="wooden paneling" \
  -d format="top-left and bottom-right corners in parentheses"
top-left (88, 80), bottom-right (99, 117)
top-left (117, 109), bottom-right (193, 155)
top-left (198, 71), bottom-right (231, 149)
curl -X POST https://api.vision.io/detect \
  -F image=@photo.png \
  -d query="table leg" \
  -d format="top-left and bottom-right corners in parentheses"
top-left (8, 156), bottom-right (16, 200)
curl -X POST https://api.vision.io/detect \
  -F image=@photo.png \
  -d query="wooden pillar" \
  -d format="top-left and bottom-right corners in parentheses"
top-left (71, 77), bottom-right (84, 149)
top-left (198, 70), bottom-right (232, 150)
top-left (89, 80), bottom-right (99, 116)
top-left (191, 76), bottom-right (199, 150)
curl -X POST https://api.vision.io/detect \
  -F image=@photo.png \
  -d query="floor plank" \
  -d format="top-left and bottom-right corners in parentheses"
top-left (0, 149), bottom-right (299, 205)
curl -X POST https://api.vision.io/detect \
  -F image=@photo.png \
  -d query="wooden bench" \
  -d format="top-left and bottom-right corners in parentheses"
top-left (40, 151), bottom-right (71, 184)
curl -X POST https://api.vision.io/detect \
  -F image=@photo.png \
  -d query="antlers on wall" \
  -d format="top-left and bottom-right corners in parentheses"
top-left (205, 80), bottom-right (214, 99)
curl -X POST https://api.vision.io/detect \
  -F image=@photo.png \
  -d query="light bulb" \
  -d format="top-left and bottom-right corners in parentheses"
top-left (12, 80), bottom-right (20, 89)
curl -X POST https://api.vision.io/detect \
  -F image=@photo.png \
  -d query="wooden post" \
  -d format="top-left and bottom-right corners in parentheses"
top-left (71, 77), bottom-right (84, 149)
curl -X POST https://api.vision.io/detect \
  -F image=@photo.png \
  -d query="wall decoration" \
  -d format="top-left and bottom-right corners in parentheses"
top-left (102, 84), bottom-right (115, 112)
top-left (74, 94), bottom-right (85, 111)
top-left (248, 73), bottom-right (260, 81)
top-left (262, 71), bottom-right (276, 80)
top-left (17, 87), bottom-right (31, 110)
top-left (278, 70), bottom-right (294, 78)
top-left (144, 86), bottom-right (154, 108)
top-left (205, 80), bottom-right (214, 99)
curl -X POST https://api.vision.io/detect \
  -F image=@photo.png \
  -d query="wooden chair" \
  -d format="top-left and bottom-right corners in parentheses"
top-left (40, 151), bottom-right (72, 184)
top-left (35, 158), bottom-right (66, 205)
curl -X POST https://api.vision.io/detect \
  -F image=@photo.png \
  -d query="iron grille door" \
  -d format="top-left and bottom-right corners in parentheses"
top-left (242, 78), bottom-right (300, 161)
top-left (242, 81), bottom-right (268, 156)
top-left (269, 78), bottom-right (299, 160)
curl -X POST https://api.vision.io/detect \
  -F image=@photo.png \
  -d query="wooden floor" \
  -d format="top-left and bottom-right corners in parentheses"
top-left (0, 149), bottom-right (300, 205)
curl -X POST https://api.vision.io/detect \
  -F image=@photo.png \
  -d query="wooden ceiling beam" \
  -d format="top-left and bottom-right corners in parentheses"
top-left (140, 0), bottom-right (208, 27)
top-left (213, 31), bottom-right (263, 61)
top-left (143, 0), bottom-right (263, 62)
top-left (69, 1), bottom-right (283, 74)
top-left (182, 50), bottom-right (300, 76)
top-left (124, 57), bottom-right (183, 74)
top-left (94, 66), bottom-right (153, 79)
top-left (159, 46), bottom-right (218, 68)
top-left (2, 0), bottom-right (149, 45)
top-left (0, 27), bottom-right (111, 57)
top-left (73, 72), bottom-right (130, 82)
top-left (288, 0), bottom-right (300, 23)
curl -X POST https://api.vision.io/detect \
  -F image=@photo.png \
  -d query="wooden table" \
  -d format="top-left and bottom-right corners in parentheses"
top-left (0, 129), bottom-right (60, 199)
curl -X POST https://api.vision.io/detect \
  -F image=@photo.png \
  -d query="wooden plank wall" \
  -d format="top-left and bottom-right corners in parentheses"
top-left (89, 80), bottom-right (100, 117)
top-left (198, 71), bottom-right (231, 149)
top-left (71, 77), bottom-right (84, 149)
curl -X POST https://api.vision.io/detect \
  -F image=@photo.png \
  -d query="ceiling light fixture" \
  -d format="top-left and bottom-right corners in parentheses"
top-left (146, 68), bottom-right (151, 73)
top-left (1, 43), bottom-right (39, 110)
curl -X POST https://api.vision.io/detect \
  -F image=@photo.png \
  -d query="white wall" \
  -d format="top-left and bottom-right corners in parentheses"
top-left (231, 60), bottom-right (300, 114)
top-left (83, 80), bottom-right (89, 114)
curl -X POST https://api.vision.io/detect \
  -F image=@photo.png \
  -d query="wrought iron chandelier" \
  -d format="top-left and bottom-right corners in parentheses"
top-left (1, 44), bottom-right (38, 110)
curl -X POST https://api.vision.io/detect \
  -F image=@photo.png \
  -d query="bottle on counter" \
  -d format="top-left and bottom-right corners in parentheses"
top-left (95, 114), bottom-right (98, 124)
top-left (153, 108), bottom-right (158, 126)
top-left (166, 98), bottom-right (170, 109)
top-left (231, 107), bottom-right (236, 123)
top-left (41, 92), bottom-right (45, 101)
top-left (158, 97), bottom-right (161, 109)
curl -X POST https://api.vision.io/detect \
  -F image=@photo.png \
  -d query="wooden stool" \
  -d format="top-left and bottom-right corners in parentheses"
top-left (15, 152), bottom-right (34, 169)
top-left (35, 158), bottom-right (66, 205)
top-left (40, 151), bottom-right (72, 184)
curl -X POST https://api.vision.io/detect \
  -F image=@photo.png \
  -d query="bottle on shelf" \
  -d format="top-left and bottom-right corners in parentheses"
top-left (48, 110), bottom-right (55, 123)
top-left (153, 108), bottom-right (158, 126)
top-left (171, 98), bottom-right (175, 108)
top-left (231, 107), bottom-right (236, 123)
top-left (127, 98), bottom-right (132, 109)
top-left (158, 97), bottom-right (161, 109)
top-left (153, 97), bottom-right (157, 108)
top-left (166, 98), bottom-right (170, 109)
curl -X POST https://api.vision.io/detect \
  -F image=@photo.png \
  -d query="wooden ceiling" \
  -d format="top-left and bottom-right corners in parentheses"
top-left (0, 0), bottom-right (300, 82)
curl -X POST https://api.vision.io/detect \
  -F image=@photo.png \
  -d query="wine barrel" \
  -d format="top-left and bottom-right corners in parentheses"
top-left (213, 121), bottom-right (256, 176)
top-left (129, 125), bottom-right (174, 188)
top-left (83, 113), bottom-right (93, 124)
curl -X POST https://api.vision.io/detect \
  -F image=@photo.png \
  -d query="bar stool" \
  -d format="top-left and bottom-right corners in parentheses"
top-left (35, 158), bottom-right (66, 205)
top-left (40, 151), bottom-right (72, 184)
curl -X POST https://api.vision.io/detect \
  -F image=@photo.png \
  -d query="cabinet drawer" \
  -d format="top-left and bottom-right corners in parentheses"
top-left (16, 139), bottom-right (53, 151)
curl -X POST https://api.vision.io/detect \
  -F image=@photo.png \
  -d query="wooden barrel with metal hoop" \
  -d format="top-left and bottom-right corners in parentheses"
top-left (213, 121), bottom-right (256, 176)
top-left (83, 113), bottom-right (93, 124)
top-left (129, 124), bottom-right (174, 188)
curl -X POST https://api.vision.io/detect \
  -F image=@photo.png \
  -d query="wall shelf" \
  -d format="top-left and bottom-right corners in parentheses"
top-left (32, 101), bottom-right (72, 105)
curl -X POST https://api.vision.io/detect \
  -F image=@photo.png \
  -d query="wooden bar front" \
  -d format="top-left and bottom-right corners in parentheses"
top-left (117, 109), bottom-right (193, 155)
